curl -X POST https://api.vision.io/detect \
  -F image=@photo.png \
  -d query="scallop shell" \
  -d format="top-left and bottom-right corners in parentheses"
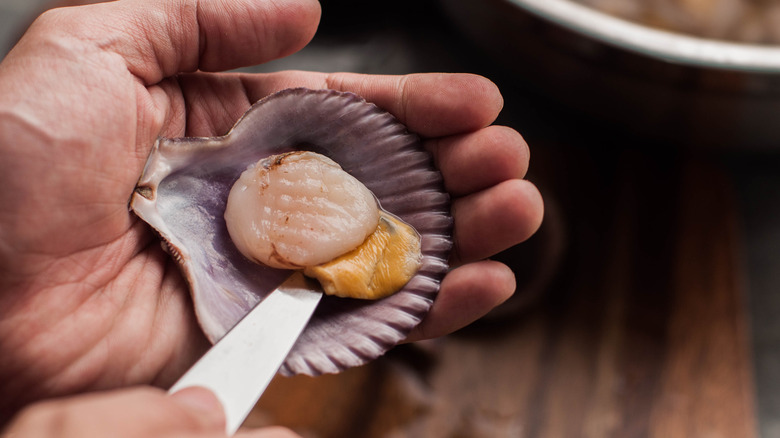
top-left (130, 88), bottom-right (452, 375)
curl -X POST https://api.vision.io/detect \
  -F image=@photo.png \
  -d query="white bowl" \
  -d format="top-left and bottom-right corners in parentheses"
top-left (440, 0), bottom-right (780, 149)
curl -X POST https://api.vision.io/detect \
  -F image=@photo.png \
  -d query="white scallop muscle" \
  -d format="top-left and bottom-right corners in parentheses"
top-left (224, 151), bottom-right (380, 269)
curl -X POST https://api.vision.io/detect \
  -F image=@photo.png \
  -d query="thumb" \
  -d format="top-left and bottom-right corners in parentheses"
top-left (4, 386), bottom-right (226, 437)
top-left (23, 0), bottom-right (322, 84)
top-left (169, 386), bottom-right (227, 430)
top-left (236, 426), bottom-right (303, 437)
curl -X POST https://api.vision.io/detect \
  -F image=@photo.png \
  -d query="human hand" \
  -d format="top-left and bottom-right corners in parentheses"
top-left (0, 0), bottom-right (542, 422)
top-left (3, 386), bottom-right (300, 438)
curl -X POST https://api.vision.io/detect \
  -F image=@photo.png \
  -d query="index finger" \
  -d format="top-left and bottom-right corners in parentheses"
top-left (238, 70), bottom-right (505, 138)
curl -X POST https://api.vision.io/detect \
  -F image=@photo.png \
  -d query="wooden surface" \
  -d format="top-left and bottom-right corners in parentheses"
top-left (244, 145), bottom-right (757, 438)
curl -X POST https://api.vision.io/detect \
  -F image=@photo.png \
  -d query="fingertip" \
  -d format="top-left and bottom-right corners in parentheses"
top-left (237, 425), bottom-right (303, 437)
top-left (430, 125), bottom-right (531, 196)
top-left (452, 178), bottom-right (544, 264)
top-left (471, 74), bottom-right (505, 119)
top-left (450, 260), bottom-right (518, 307)
top-left (196, 0), bottom-right (322, 72)
top-left (508, 179), bottom-right (545, 242)
top-left (405, 261), bottom-right (516, 342)
top-left (490, 125), bottom-right (530, 178)
top-left (453, 73), bottom-right (504, 114)
top-left (169, 386), bottom-right (226, 430)
top-left (487, 178), bottom-right (545, 245)
top-left (405, 73), bottom-right (504, 136)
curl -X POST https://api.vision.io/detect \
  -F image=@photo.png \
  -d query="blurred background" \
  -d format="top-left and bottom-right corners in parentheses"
top-left (4, 0), bottom-right (780, 436)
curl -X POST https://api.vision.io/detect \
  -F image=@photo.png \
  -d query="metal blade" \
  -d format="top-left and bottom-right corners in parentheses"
top-left (168, 271), bottom-right (323, 435)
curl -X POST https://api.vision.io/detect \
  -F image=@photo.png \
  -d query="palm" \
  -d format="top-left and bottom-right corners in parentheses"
top-left (0, 48), bottom-right (218, 417)
top-left (0, 0), bottom-right (543, 424)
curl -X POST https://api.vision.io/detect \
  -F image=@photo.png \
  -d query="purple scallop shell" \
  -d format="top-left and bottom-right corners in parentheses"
top-left (130, 88), bottom-right (452, 376)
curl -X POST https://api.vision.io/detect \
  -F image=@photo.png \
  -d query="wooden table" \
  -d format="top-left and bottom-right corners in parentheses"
top-left (244, 140), bottom-right (757, 437)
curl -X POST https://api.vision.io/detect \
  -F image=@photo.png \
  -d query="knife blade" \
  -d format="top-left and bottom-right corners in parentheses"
top-left (168, 271), bottom-right (323, 435)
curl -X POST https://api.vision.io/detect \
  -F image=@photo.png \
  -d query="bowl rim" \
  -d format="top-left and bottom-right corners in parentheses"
top-left (508, 0), bottom-right (780, 73)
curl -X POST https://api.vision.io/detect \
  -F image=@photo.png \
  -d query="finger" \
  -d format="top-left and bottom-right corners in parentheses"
top-left (451, 179), bottom-right (544, 266)
top-left (426, 125), bottom-right (530, 196)
top-left (5, 387), bottom-right (225, 437)
top-left (236, 426), bottom-right (303, 437)
top-left (164, 70), bottom-right (505, 141)
top-left (168, 387), bottom-right (226, 430)
top-left (405, 260), bottom-right (515, 343)
top-left (237, 70), bottom-right (505, 138)
top-left (28, 0), bottom-right (321, 84)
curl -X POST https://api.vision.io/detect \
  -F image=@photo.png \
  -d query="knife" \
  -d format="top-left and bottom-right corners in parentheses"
top-left (168, 271), bottom-right (323, 435)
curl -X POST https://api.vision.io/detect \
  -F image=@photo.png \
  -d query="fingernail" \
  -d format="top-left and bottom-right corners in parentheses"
top-left (170, 386), bottom-right (226, 429)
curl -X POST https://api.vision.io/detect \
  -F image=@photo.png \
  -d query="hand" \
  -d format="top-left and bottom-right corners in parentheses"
top-left (3, 386), bottom-right (300, 438)
top-left (0, 0), bottom-right (543, 422)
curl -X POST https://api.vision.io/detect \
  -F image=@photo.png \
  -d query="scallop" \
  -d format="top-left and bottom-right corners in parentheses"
top-left (225, 149), bottom-right (423, 300)
top-left (130, 88), bottom-right (452, 375)
top-left (224, 151), bottom-right (381, 270)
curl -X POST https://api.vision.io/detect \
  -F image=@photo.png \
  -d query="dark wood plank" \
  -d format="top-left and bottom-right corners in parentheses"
top-left (648, 161), bottom-right (756, 438)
